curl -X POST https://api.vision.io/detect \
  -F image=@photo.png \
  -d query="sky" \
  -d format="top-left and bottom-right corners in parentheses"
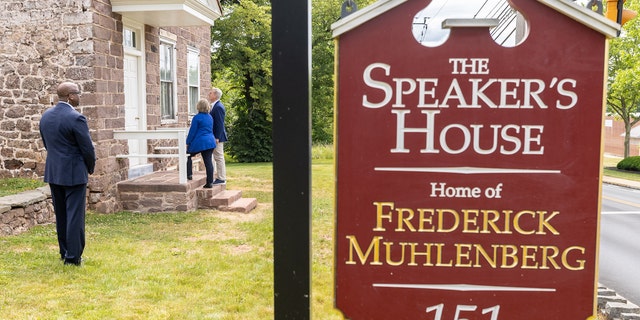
top-left (412, 0), bottom-right (509, 46)
top-left (411, 0), bottom-right (590, 47)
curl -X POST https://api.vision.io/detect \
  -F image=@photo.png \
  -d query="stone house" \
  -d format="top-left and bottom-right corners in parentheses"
top-left (0, 0), bottom-right (222, 213)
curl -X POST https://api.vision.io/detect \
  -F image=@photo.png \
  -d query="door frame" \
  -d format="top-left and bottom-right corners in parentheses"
top-left (123, 18), bottom-right (148, 166)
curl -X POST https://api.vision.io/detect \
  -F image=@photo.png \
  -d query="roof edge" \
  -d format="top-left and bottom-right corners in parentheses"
top-left (537, 0), bottom-right (620, 38)
top-left (331, 0), bottom-right (409, 38)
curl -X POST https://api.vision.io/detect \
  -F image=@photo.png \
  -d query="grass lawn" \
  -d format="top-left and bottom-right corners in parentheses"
top-left (0, 159), bottom-right (342, 319)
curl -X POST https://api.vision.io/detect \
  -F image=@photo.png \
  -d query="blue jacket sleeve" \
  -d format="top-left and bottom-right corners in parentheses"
top-left (186, 115), bottom-right (199, 146)
top-left (74, 115), bottom-right (96, 174)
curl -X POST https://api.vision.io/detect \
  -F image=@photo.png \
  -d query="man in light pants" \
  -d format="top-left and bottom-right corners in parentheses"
top-left (208, 88), bottom-right (228, 185)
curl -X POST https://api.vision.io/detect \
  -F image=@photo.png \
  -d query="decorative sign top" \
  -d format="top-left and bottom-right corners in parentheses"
top-left (333, 0), bottom-right (610, 319)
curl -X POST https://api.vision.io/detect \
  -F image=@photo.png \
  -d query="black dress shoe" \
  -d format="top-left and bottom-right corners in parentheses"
top-left (64, 258), bottom-right (82, 266)
top-left (187, 175), bottom-right (193, 180)
top-left (203, 183), bottom-right (213, 188)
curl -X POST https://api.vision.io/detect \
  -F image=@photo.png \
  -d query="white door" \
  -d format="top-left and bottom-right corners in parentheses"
top-left (124, 53), bottom-right (146, 167)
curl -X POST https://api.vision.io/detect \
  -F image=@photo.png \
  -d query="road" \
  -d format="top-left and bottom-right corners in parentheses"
top-left (600, 183), bottom-right (640, 306)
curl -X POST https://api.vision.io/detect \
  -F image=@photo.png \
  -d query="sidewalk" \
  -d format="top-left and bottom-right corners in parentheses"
top-left (602, 176), bottom-right (640, 190)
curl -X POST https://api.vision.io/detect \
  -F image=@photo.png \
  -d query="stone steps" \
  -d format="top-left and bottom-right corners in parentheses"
top-left (196, 186), bottom-right (257, 213)
top-left (218, 197), bottom-right (258, 213)
top-left (116, 171), bottom-right (257, 213)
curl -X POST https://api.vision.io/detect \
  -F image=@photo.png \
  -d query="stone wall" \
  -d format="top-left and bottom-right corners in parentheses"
top-left (0, 0), bottom-right (212, 213)
top-left (0, 0), bottom-right (81, 180)
top-left (0, 186), bottom-right (53, 236)
top-left (0, 0), bottom-right (127, 212)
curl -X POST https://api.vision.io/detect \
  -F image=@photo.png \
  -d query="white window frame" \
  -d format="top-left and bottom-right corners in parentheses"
top-left (187, 46), bottom-right (200, 116)
top-left (123, 25), bottom-right (138, 50)
top-left (160, 38), bottom-right (178, 122)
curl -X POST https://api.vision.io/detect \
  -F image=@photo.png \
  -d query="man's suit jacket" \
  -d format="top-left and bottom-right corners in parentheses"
top-left (209, 100), bottom-right (228, 143)
top-left (39, 102), bottom-right (96, 186)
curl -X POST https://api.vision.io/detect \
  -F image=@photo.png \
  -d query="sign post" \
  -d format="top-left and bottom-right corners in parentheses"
top-left (332, 0), bottom-right (618, 319)
top-left (273, 0), bottom-right (311, 318)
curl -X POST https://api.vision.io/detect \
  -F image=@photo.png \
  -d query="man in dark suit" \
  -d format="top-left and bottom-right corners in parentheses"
top-left (208, 88), bottom-right (228, 185)
top-left (39, 82), bottom-right (95, 266)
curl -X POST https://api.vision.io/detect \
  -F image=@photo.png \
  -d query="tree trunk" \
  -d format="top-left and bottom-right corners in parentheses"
top-left (624, 119), bottom-right (632, 158)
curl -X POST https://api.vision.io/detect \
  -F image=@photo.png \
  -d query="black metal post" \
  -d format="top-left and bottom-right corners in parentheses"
top-left (272, 0), bottom-right (311, 318)
top-left (617, 0), bottom-right (624, 24)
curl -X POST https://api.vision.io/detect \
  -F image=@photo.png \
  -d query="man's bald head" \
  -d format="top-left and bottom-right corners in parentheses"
top-left (56, 82), bottom-right (81, 107)
top-left (57, 82), bottom-right (78, 98)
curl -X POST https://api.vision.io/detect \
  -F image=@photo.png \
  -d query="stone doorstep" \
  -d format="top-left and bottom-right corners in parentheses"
top-left (210, 190), bottom-right (242, 207)
top-left (115, 171), bottom-right (257, 213)
top-left (217, 197), bottom-right (258, 214)
top-left (196, 187), bottom-right (256, 213)
top-left (117, 172), bottom-right (207, 193)
top-left (196, 184), bottom-right (226, 196)
top-left (196, 184), bottom-right (226, 208)
top-left (197, 194), bottom-right (257, 213)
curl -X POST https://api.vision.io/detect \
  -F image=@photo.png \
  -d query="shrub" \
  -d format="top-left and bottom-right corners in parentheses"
top-left (227, 109), bottom-right (272, 163)
top-left (617, 156), bottom-right (640, 171)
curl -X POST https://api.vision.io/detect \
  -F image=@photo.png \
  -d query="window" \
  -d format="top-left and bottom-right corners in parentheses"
top-left (187, 47), bottom-right (200, 115)
top-left (160, 41), bottom-right (176, 120)
top-left (124, 28), bottom-right (137, 49)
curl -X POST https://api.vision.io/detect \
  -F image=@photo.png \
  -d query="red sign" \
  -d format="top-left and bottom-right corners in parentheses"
top-left (333, 0), bottom-right (616, 319)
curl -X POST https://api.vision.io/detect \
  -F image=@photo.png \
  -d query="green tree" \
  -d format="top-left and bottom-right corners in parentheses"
top-left (607, 0), bottom-right (640, 158)
top-left (311, 0), bottom-right (377, 144)
top-left (212, 0), bottom-right (272, 162)
top-left (311, 0), bottom-right (342, 144)
top-left (212, 0), bottom-right (384, 157)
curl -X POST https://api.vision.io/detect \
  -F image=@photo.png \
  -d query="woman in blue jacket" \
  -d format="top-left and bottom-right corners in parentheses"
top-left (186, 99), bottom-right (217, 188)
